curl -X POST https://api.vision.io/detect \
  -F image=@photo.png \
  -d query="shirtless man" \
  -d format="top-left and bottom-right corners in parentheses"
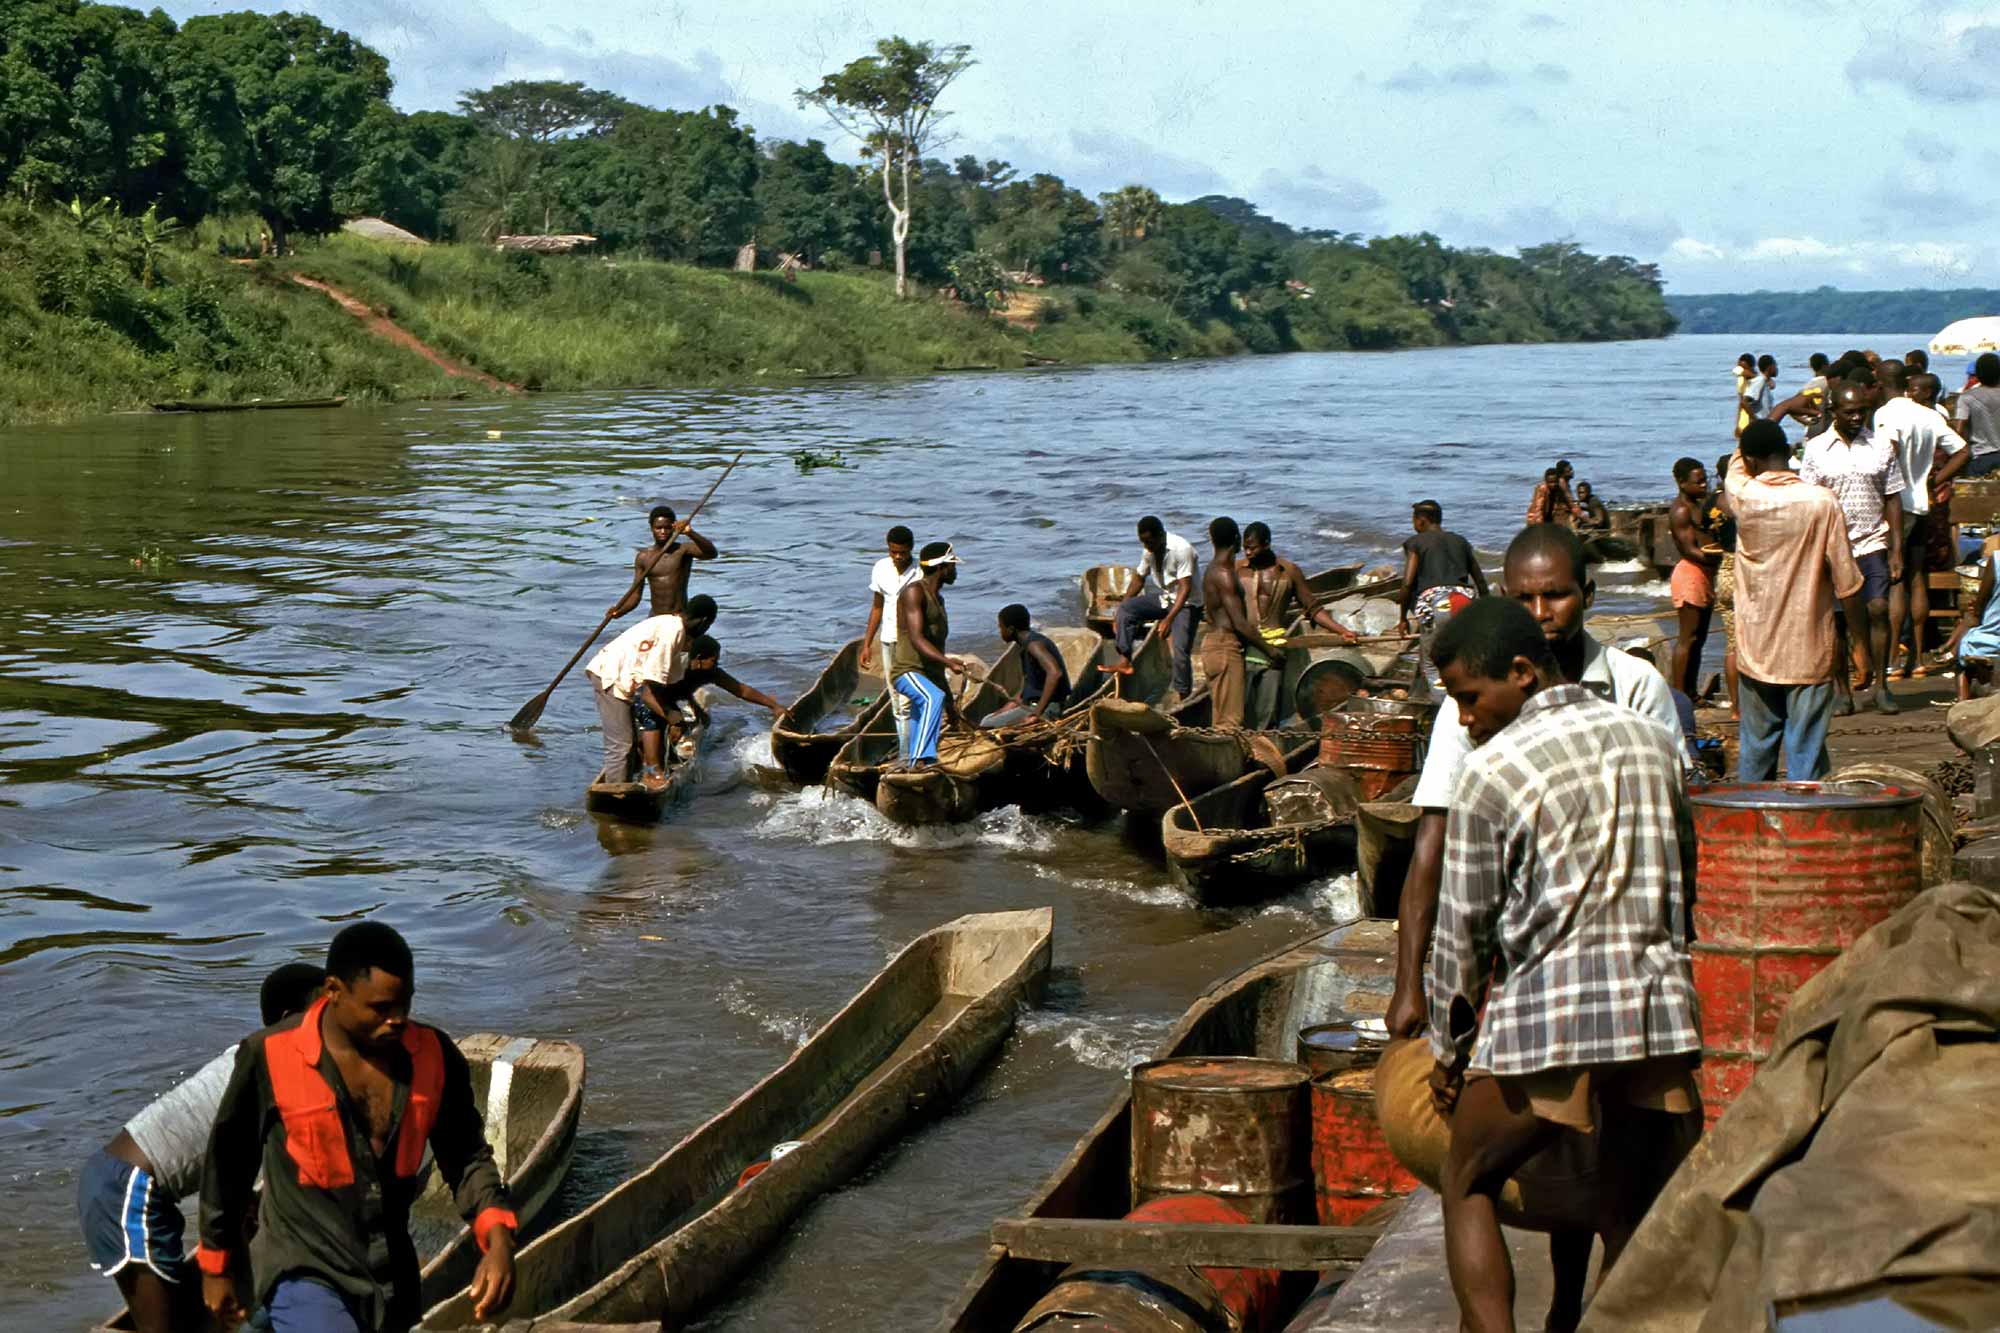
top-left (1198, 517), bottom-right (1275, 729)
top-left (1238, 522), bottom-right (1358, 644)
top-left (608, 504), bottom-right (718, 619)
top-left (1667, 458), bottom-right (1721, 700)
top-left (200, 923), bottom-right (517, 1332)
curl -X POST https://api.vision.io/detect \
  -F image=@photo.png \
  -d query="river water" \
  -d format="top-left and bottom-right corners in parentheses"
top-left (0, 332), bottom-right (1921, 1328)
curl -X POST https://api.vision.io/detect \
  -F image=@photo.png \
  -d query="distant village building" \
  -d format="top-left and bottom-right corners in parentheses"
top-left (342, 217), bottom-right (428, 246)
top-left (735, 242), bottom-right (758, 271)
top-left (494, 234), bottom-right (598, 254)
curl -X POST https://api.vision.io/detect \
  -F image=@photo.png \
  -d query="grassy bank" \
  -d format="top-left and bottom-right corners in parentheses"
top-left (0, 204), bottom-right (1241, 427)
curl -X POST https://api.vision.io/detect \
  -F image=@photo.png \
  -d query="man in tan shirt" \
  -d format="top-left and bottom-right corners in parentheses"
top-left (1726, 421), bottom-right (1870, 780)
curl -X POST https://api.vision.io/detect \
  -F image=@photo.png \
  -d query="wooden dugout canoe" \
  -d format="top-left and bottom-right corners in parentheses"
top-left (941, 917), bottom-right (1400, 1332)
top-left (95, 1035), bottom-right (584, 1333)
top-left (1084, 692), bottom-right (1316, 816)
top-left (1160, 744), bottom-right (1361, 904)
top-left (769, 638), bottom-right (889, 785)
top-left (150, 396), bottom-right (349, 413)
top-left (584, 716), bottom-right (706, 823)
top-left (826, 649), bottom-right (1004, 819)
top-left (419, 908), bottom-right (1054, 1330)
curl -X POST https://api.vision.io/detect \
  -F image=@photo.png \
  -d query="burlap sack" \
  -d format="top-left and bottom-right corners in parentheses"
top-left (1372, 1037), bottom-right (1601, 1231)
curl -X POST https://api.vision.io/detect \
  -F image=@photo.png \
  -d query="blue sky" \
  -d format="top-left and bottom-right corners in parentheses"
top-left (162, 0), bottom-right (2000, 293)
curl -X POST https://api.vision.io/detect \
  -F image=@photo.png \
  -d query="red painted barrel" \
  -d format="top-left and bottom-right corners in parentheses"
top-left (1008, 1194), bottom-right (1285, 1333)
top-left (1131, 1057), bottom-right (1312, 1224)
top-left (1309, 1066), bottom-right (1419, 1225)
top-left (1317, 701), bottom-right (1427, 801)
top-left (1690, 782), bottom-right (1923, 1119)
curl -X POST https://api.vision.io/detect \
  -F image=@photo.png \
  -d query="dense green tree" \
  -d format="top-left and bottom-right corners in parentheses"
top-left (980, 172), bottom-right (1100, 280)
top-left (798, 36), bottom-right (975, 297)
top-left (1100, 184), bottom-right (1161, 248)
top-left (457, 79), bottom-right (632, 142)
top-left (335, 107), bottom-right (479, 237)
top-left (579, 106), bottom-right (760, 263)
top-left (173, 11), bottom-right (392, 251)
top-left (753, 138), bottom-right (875, 265)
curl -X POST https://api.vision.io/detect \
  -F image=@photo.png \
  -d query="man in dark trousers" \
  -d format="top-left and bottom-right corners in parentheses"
top-left (1108, 516), bottom-right (1203, 698)
top-left (985, 604), bottom-right (1073, 727)
top-left (199, 923), bottom-right (518, 1333)
top-left (608, 504), bottom-right (718, 619)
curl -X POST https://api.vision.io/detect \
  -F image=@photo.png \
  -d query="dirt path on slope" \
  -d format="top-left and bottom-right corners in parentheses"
top-left (288, 274), bottom-right (521, 393)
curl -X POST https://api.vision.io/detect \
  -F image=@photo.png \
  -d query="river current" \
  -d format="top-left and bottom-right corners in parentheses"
top-left (0, 332), bottom-right (1921, 1327)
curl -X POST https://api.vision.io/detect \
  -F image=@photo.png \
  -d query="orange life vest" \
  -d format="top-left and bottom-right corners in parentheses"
top-left (264, 997), bottom-right (445, 1189)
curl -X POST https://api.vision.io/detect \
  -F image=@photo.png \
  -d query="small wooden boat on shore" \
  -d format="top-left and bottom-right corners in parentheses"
top-left (1160, 743), bottom-right (1362, 903)
top-left (769, 638), bottom-right (888, 784)
top-left (421, 908), bottom-right (1054, 1331)
top-left (97, 1034), bottom-right (584, 1333)
top-left (1085, 692), bottom-right (1314, 815)
top-left (150, 396), bottom-right (348, 412)
top-left (941, 917), bottom-right (1399, 1332)
top-left (585, 716), bottom-right (706, 822)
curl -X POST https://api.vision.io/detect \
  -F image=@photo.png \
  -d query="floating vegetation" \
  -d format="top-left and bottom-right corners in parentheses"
top-left (791, 448), bottom-right (850, 472)
top-left (130, 544), bottom-right (175, 572)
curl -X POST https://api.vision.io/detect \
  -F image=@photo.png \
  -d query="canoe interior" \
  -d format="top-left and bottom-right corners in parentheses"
top-left (414, 1035), bottom-right (587, 1308)
top-left (421, 908), bottom-right (1054, 1331)
top-left (1080, 563), bottom-right (1138, 635)
top-left (942, 918), bottom-right (1400, 1333)
top-left (95, 1035), bottom-right (585, 1333)
top-left (1161, 743), bottom-right (1359, 903)
top-left (769, 639), bottom-right (886, 785)
top-left (826, 645), bottom-right (1016, 802)
top-left (585, 720), bottom-right (707, 822)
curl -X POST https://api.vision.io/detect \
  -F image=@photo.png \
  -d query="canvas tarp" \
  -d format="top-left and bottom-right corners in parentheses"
top-left (1582, 880), bottom-right (2000, 1331)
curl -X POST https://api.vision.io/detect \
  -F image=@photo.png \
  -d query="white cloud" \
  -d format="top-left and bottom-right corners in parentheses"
top-left (1252, 166), bottom-right (1386, 230)
top-left (1664, 234), bottom-right (1983, 289)
top-left (1668, 237), bottom-right (1725, 262)
top-left (1847, 17), bottom-right (2000, 102)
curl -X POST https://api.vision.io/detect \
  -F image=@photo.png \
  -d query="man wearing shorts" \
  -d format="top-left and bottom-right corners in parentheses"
top-left (1425, 596), bottom-right (1703, 1333)
top-left (1800, 383), bottom-right (1906, 714)
top-left (1667, 457), bottom-right (1720, 700)
top-left (1876, 366), bottom-right (1968, 677)
top-left (77, 964), bottom-right (325, 1332)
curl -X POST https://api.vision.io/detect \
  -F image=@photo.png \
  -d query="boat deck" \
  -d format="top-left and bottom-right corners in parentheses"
top-left (1284, 1188), bottom-right (1594, 1331)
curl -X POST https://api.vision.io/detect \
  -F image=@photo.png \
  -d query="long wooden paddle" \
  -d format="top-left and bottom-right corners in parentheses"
top-left (508, 450), bottom-right (744, 734)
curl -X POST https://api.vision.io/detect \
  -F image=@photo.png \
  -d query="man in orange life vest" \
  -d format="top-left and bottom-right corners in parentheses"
top-left (197, 923), bottom-right (516, 1332)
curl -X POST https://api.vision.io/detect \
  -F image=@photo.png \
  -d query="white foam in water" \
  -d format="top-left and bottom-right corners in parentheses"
top-left (1259, 871), bottom-right (1365, 925)
top-left (756, 786), bottom-right (1059, 851)
top-left (1316, 526), bottom-right (1355, 541)
top-left (717, 978), bottom-right (815, 1048)
top-left (1596, 558), bottom-right (1646, 574)
top-left (1625, 579), bottom-right (1671, 599)
top-left (1018, 1011), bottom-right (1174, 1072)
top-left (1029, 863), bottom-right (1189, 908)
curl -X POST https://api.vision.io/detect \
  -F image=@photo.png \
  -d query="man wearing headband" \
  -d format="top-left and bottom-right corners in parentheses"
top-left (890, 543), bottom-right (969, 769)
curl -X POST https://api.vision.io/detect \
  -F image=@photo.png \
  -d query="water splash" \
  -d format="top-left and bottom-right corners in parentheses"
top-left (1028, 862), bottom-right (1188, 908)
top-left (718, 978), bottom-right (814, 1048)
top-left (1595, 557), bottom-right (1646, 574)
top-left (1257, 871), bottom-right (1365, 925)
top-left (755, 785), bottom-right (1058, 851)
top-left (1018, 1011), bottom-right (1174, 1072)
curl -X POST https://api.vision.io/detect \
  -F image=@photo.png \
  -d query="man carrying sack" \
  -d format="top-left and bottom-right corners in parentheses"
top-left (1405, 596), bottom-right (1704, 1333)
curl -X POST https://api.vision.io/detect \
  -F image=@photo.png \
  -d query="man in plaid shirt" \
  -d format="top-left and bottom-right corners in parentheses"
top-left (1425, 596), bottom-right (1703, 1333)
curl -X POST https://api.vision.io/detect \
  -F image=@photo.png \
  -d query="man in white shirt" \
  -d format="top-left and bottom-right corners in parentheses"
top-left (1800, 383), bottom-right (1906, 715)
top-left (583, 599), bottom-right (711, 786)
top-left (859, 525), bottom-right (922, 753)
top-left (1109, 515), bottom-right (1204, 697)
top-left (1875, 365), bottom-right (1968, 678)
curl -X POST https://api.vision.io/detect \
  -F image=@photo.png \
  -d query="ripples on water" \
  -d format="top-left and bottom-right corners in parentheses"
top-left (0, 334), bottom-right (1914, 1326)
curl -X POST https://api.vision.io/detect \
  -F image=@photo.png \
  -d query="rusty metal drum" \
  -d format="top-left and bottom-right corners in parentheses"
top-left (1316, 699), bottom-right (1428, 801)
top-left (1309, 1065), bottom-right (1420, 1225)
top-left (1009, 1194), bottom-right (1284, 1333)
top-left (1690, 782), bottom-right (1923, 1119)
top-left (1295, 1021), bottom-right (1391, 1079)
top-left (1130, 1057), bottom-right (1312, 1224)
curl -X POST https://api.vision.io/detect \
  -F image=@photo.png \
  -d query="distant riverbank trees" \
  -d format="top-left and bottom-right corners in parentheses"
top-left (0, 0), bottom-right (1674, 353)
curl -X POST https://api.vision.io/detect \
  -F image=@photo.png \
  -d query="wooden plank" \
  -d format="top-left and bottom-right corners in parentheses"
top-left (990, 1217), bottom-right (1379, 1271)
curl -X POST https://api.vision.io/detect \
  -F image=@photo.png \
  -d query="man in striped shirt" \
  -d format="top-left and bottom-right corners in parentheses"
top-left (1426, 596), bottom-right (1702, 1333)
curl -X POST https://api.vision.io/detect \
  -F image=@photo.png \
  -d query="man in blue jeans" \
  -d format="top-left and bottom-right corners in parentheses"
top-left (1726, 421), bottom-right (1872, 780)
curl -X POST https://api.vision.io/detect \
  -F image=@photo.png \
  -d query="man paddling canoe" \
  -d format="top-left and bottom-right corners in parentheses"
top-left (608, 505), bottom-right (717, 619)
